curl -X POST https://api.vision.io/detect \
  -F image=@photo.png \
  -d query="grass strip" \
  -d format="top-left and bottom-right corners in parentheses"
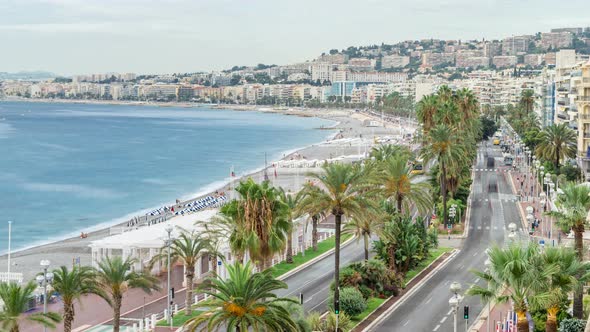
top-left (403, 246), bottom-right (453, 285)
top-left (270, 234), bottom-right (353, 278)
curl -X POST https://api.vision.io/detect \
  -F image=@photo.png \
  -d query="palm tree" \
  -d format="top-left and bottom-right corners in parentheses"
top-left (149, 228), bottom-right (211, 315)
top-left (220, 178), bottom-right (290, 270)
top-left (380, 154), bottom-right (432, 214)
top-left (550, 182), bottom-right (590, 318)
top-left (467, 244), bottom-right (553, 332)
top-left (51, 266), bottom-right (106, 332)
top-left (421, 124), bottom-right (466, 225)
top-left (198, 213), bottom-right (248, 264)
top-left (370, 144), bottom-right (411, 162)
top-left (95, 256), bottom-right (160, 332)
top-left (278, 187), bottom-right (306, 264)
top-left (183, 261), bottom-right (298, 332)
top-left (343, 215), bottom-right (380, 261)
top-left (520, 89), bottom-right (535, 115)
top-left (304, 162), bottom-right (376, 309)
top-left (535, 124), bottom-right (576, 169)
top-left (0, 281), bottom-right (62, 332)
top-left (297, 183), bottom-right (327, 252)
top-left (533, 247), bottom-right (590, 332)
top-left (416, 94), bottom-right (438, 133)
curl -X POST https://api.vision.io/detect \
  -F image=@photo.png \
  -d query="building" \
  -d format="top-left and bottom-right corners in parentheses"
top-left (576, 62), bottom-right (590, 179)
top-left (329, 81), bottom-right (356, 99)
top-left (311, 62), bottom-right (333, 82)
top-left (556, 49), bottom-right (577, 69)
top-left (316, 53), bottom-right (349, 64)
top-left (524, 54), bottom-right (543, 67)
top-left (492, 56), bottom-right (518, 68)
top-left (483, 41), bottom-right (501, 58)
top-left (502, 36), bottom-right (530, 55)
top-left (347, 71), bottom-right (407, 83)
top-left (381, 55), bottom-right (410, 69)
top-left (541, 32), bottom-right (573, 50)
top-left (551, 27), bottom-right (584, 35)
top-left (421, 52), bottom-right (455, 67)
top-left (545, 53), bottom-right (557, 66)
top-left (347, 58), bottom-right (375, 71)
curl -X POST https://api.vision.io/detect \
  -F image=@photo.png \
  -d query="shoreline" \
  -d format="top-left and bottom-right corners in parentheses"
top-left (0, 101), bottom-right (406, 281)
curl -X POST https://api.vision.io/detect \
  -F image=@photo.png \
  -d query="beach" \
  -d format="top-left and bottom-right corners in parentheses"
top-left (0, 106), bottom-right (412, 282)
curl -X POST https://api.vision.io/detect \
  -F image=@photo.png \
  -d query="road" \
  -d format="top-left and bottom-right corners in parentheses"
top-left (372, 141), bottom-right (523, 332)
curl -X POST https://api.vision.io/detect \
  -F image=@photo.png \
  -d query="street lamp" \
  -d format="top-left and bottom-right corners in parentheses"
top-left (36, 259), bottom-right (54, 332)
top-left (164, 223), bottom-right (174, 328)
top-left (449, 282), bottom-right (463, 332)
top-left (508, 222), bottom-right (517, 241)
top-left (484, 259), bottom-right (492, 332)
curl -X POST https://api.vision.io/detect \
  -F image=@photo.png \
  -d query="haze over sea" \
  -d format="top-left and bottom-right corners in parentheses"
top-left (0, 101), bottom-right (334, 252)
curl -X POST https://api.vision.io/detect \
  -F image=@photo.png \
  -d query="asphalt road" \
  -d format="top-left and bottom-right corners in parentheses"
top-left (372, 141), bottom-right (522, 332)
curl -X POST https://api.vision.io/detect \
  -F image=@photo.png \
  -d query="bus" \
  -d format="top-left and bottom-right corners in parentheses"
top-left (503, 154), bottom-right (514, 166)
top-left (411, 158), bottom-right (425, 175)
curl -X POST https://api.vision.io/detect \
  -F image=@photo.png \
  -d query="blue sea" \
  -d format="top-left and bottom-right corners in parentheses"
top-left (0, 101), bottom-right (335, 252)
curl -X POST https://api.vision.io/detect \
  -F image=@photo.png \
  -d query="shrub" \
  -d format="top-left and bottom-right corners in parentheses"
top-left (558, 318), bottom-right (585, 332)
top-left (323, 311), bottom-right (353, 332)
top-left (358, 284), bottom-right (373, 299)
top-left (329, 287), bottom-right (367, 317)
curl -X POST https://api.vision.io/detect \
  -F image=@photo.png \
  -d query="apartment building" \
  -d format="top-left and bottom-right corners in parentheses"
top-left (502, 36), bottom-right (530, 55)
top-left (492, 56), bottom-right (518, 68)
top-left (541, 32), bottom-right (573, 50)
top-left (421, 52), bottom-right (455, 67)
top-left (576, 62), bottom-right (590, 179)
top-left (524, 54), bottom-right (543, 67)
top-left (347, 58), bottom-right (375, 71)
top-left (311, 62), bottom-right (333, 82)
top-left (381, 55), bottom-right (410, 68)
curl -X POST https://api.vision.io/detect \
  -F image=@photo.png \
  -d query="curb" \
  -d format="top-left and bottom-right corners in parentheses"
top-left (442, 169), bottom-right (474, 240)
top-left (277, 235), bottom-right (356, 281)
top-left (360, 249), bottom-right (460, 332)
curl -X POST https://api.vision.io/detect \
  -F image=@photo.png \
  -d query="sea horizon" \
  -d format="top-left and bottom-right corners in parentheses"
top-left (0, 101), bottom-right (336, 254)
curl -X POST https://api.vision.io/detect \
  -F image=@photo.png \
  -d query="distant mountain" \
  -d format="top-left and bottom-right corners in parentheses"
top-left (0, 71), bottom-right (57, 80)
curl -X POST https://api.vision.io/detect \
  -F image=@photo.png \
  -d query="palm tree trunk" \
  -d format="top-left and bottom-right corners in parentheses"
top-left (10, 326), bottom-right (19, 332)
top-left (363, 232), bottom-right (369, 261)
top-left (64, 301), bottom-right (75, 332)
top-left (185, 266), bottom-right (194, 316)
top-left (312, 215), bottom-right (318, 251)
top-left (545, 306), bottom-right (558, 332)
top-left (113, 295), bottom-right (122, 332)
top-left (517, 311), bottom-right (529, 332)
top-left (441, 161), bottom-right (448, 226)
top-left (396, 195), bottom-right (403, 212)
top-left (334, 213), bottom-right (342, 312)
top-left (212, 254), bottom-right (217, 276)
top-left (574, 226), bottom-right (584, 319)
top-left (388, 245), bottom-right (397, 273)
top-left (286, 227), bottom-right (294, 264)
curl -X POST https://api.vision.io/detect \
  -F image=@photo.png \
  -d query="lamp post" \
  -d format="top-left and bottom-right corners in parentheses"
top-left (164, 223), bottom-right (174, 329)
top-left (484, 259), bottom-right (492, 332)
top-left (508, 222), bottom-right (517, 241)
top-left (36, 259), bottom-right (53, 332)
top-left (449, 282), bottom-right (463, 332)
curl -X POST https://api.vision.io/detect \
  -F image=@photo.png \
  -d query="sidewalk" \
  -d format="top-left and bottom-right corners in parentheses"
top-left (473, 301), bottom-right (513, 332)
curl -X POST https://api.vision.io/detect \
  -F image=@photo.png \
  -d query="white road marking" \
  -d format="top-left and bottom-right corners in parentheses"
top-left (444, 280), bottom-right (450, 286)
top-left (425, 296), bottom-right (432, 304)
top-left (440, 316), bottom-right (448, 323)
top-left (486, 226), bottom-right (490, 230)
top-left (433, 324), bottom-right (441, 331)
top-left (494, 226), bottom-right (498, 230)
top-left (472, 252), bottom-right (478, 257)
top-left (458, 264), bottom-right (465, 270)
top-left (447, 309), bottom-right (453, 315)
top-left (477, 226), bottom-right (482, 230)
top-left (475, 278), bottom-right (481, 283)
top-left (403, 320), bottom-right (410, 327)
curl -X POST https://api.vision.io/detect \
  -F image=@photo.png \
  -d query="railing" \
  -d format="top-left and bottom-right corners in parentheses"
top-left (576, 96), bottom-right (590, 102)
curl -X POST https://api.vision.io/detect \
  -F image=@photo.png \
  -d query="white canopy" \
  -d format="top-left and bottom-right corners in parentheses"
top-left (89, 209), bottom-right (219, 250)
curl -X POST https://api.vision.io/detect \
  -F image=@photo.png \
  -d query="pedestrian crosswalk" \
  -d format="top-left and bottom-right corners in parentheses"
top-left (474, 198), bottom-right (517, 203)
top-left (474, 168), bottom-right (511, 172)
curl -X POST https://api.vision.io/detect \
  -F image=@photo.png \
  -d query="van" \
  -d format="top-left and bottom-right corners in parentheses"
top-left (493, 139), bottom-right (500, 145)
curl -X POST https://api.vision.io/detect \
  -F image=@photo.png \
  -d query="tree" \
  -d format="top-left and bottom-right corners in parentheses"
top-left (149, 229), bottom-right (211, 315)
top-left (535, 124), bottom-right (577, 170)
top-left (520, 89), bottom-right (535, 115)
top-left (198, 213), bottom-right (247, 264)
top-left (297, 183), bottom-right (327, 252)
top-left (343, 215), bottom-right (381, 261)
top-left (220, 179), bottom-right (290, 270)
top-left (416, 95), bottom-right (439, 133)
top-left (380, 154), bottom-right (432, 214)
top-left (51, 266), bottom-right (106, 332)
top-left (278, 188), bottom-right (306, 264)
top-left (550, 183), bottom-right (590, 318)
top-left (304, 162), bottom-right (376, 314)
top-left (184, 261), bottom-right (298, 332)
top-left (533, 247), bottom-right (590, 332)
top-left (467, 244), bottom-right (553, 332)
top-left (421, 124), bottom-right (466, 225)
top-left (0, 281), bottom-right (62, 332)
top-left (95, 256), bottom-right (160, 332)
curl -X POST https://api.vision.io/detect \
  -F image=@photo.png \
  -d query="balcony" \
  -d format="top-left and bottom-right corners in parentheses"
top-left (584, 133), bottom-right (590, 139)
top-left (579, 114), bottom-right (590, 120)
top-left (577, 96), bottom-right (590, 103)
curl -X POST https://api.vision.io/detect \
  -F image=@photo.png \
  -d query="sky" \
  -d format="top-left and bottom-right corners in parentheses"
top-left (1, 0), bottom-right (589, 76)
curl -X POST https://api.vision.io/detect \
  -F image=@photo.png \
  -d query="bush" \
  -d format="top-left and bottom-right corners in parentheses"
top-left (323, 311), bottom-right (353, 332)
top-left (558, 318), bottom-right (585, 332)
top-left (329, 287), bottom-right (367, 317)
